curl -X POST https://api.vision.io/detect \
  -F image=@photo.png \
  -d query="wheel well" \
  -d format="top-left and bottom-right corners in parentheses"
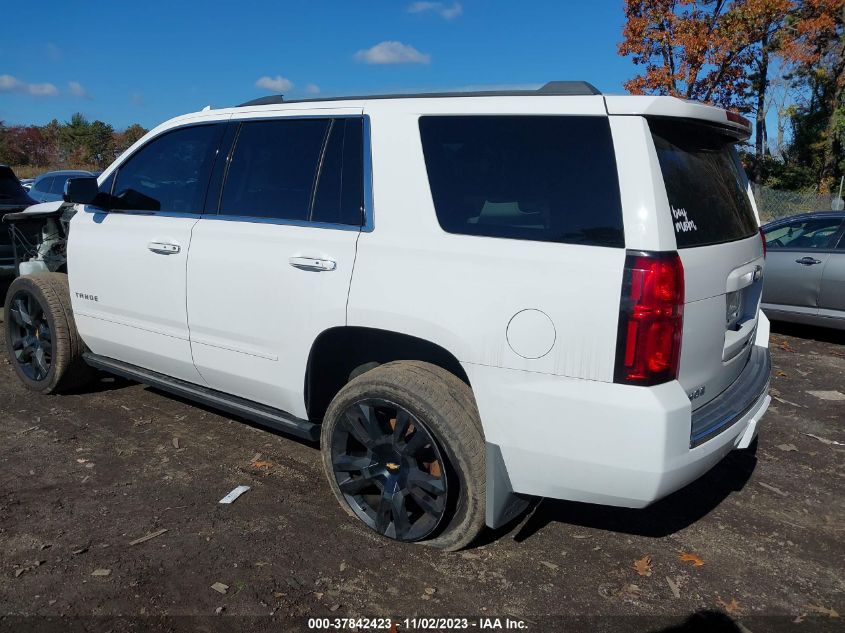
top-left (305, 327), bottom-right (470, 423)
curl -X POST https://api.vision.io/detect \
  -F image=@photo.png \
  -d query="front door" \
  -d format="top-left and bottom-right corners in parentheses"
top-left (187, 114), bottom-right (365, 418)
top-left (762, 216), bottom-right (844, 312)
top-left (68, 122), bottom-right (225, 383)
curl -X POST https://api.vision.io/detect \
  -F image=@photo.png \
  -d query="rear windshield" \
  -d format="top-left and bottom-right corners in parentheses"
top-left (419, 116), bottom-right (624, 247)
top-left (650, 119), bottom-right (758, 248)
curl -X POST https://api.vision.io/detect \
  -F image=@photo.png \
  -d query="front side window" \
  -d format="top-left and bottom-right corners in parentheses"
top-left (764, 218), bottom-right (844, 250)
top-left (111, 124), bottom-right (221, 213)
top-left (418, 115), bottom-right (624, 247)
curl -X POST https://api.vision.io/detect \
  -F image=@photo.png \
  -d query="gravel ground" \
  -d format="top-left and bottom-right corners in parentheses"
top-left (0, 274), bottom-right (842, 632)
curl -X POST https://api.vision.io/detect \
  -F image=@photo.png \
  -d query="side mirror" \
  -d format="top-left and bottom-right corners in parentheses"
top-left (63, 176), bottom-right (99, 205)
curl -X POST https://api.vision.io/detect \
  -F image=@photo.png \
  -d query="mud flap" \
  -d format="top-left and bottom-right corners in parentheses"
top-left (485, 443), bottom-right (532, 529)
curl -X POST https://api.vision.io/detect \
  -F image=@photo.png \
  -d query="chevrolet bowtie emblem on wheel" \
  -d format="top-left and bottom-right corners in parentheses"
top-left (386, 462), bottom-right (400, 471)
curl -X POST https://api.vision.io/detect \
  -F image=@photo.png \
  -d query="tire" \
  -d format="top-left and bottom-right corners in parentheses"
top-left (3, 273), bottom-right (94, 394)
top-left (321, 360), bottom-right (486, 551)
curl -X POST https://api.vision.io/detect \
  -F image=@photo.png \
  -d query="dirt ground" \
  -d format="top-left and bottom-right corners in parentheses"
top-left (0, 274), bottom-right (843, 632)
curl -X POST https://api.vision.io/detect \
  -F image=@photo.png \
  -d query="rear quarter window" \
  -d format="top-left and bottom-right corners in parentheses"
top-left (418, 115), bottom-right (624, 247)
top-left (650, 118), bottom-right (758, 248)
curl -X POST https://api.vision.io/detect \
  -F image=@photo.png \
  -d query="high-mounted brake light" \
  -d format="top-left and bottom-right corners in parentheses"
top-left (726, 110), bottom-right (751, 131)
top-left (614, 251), bottom-right (684, 386)
top-left (759, 227), bottom-right (767, 258)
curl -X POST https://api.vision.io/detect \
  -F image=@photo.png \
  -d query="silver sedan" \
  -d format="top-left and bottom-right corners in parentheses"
top-left (761, 211), bottom-right (845, 330)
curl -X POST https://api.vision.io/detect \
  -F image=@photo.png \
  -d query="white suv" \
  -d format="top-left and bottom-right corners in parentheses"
top-left (3, 81), bottom-right (771, 550)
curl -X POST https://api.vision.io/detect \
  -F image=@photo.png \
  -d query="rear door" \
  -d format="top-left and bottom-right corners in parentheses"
top-left (69, 122), bottom-right (225, 383)
top-left (186, 113), bottom-right (364, 418)
top-left (647, 118), bottom-right (765, 411)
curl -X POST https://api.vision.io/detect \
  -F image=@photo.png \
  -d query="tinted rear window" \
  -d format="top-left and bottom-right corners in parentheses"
top-left (419, 116), bottom-right (624, 247)
top-left (650, 119), bottom-right (758, 248)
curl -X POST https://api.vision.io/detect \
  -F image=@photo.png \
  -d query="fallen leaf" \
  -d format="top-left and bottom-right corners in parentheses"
top-left (313, 591), bottom-right (324, 600)
top-left (776, 370), bottom-right (788, 377)
top-left (666, 576), bottom-right (681, 598)
top-left (91, 568), bottom-right (111, 577)
top-left (172, 437), bottom-right (180, 449)
top-left (329, 603), bottom-right (340, 612)
top-left (633, 555), bottom-right (653, 577)
top-left (211, 582), bottom-right (229, 595)
top-left (540, 560), bottom-right (559, 571)
top-left (251, 460), bottom-right (274, 470)
top-left (806, 604), bottom-right (839, 618)
top-left (76, 458), bottom-right (89, 464)
top-left (716, 596), bottom-right (743, 616)
top-left (679, 553), bottom-right (704, 567)
top-left (424, 587), bottom-right (437, 595)
top-left (776, 443), bottom-right (798, 452)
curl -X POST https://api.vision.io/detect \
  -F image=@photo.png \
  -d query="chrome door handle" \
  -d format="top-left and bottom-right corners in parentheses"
top-left (148, 242), bottom-right (181, 255)
top-left (289, 256), bottom-right (337, 272)
top-left (795, 257), bottom-right (822, 266)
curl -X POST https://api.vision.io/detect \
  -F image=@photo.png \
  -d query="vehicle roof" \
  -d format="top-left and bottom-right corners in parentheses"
top-left (762, 211), bottom-right (845, 227)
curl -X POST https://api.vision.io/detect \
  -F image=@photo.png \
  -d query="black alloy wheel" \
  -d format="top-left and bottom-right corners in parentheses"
top-left (330, 398), bottom-right (449, 542)
top-left (7, 291), bottom-right (52, 382)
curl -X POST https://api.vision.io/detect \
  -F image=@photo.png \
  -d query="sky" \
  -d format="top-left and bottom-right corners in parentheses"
top-left (0, 0), bottom-right (635, 130)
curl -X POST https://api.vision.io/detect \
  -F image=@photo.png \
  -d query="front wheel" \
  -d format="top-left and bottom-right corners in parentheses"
top-left (3, 273), bottom-right (94, 394)
top-left (321, 361), bottom-right (486, 550)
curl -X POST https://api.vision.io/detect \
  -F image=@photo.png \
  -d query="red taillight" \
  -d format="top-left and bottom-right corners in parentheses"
top-left (614, 251), bottom-right (685, 385)
top-left (759, 227), bottom-right (766, 258)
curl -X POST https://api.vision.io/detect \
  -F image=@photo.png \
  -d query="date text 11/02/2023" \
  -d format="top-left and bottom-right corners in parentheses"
top-left (306, 616), bottom-right (530, 630)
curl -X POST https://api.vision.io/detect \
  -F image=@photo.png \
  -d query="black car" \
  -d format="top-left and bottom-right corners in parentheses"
top-left (0, 165), bottom-right (38, 272)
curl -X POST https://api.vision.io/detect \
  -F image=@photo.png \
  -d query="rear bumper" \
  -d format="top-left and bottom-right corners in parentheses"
top-left (467, 338), bottom-right (771, 511)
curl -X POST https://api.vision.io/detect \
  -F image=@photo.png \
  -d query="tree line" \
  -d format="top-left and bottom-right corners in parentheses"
top-left (620, 0), bottom-right (844, 194)
top-left (0, 114), bottom-right (148, 174)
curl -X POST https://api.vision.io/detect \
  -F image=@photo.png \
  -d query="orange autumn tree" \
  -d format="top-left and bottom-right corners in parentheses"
top-left (619, 0), bottom-right (793, 184)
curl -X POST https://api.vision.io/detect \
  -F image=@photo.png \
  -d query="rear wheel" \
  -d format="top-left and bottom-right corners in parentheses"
top-left (321, 361), bottom-right (486, 550)
top-left (3, 273), bottom-right (94, 394)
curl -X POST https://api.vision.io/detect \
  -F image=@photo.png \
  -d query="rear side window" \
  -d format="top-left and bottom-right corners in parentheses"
top-left (650, 119), bottom-right (758, 248)
top-left (221, 118), bottom-right (330, 221)
top-left (220, 117), bottom-right (363, 226)
top-left (419, 116), bottom-right (624, 247)
top-left (311, 118), bottom-right (364, 225)
top-left (50, 176), bottom-right (69, 194)
top-left (764, 217), bottom-right (844, 250)
top-left (33, 177), bottom-right (54, 194)
top-left (112, 124), bottom-right (221, 213)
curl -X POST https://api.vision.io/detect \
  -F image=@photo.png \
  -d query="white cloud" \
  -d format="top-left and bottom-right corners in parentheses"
top-left (408, 2), bottom-right (462, 19)
top-left (255, 75), bottom-right (294, 92)
top-left (68, 81), bottom-right (90, 99)
top-left (305, 83), bottom-right (321, 94)
top-left (0, 74), bottom-right (59, 97)
top-left (354, 41), bottom-right (431, 65)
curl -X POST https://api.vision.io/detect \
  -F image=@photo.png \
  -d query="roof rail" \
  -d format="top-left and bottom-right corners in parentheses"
top-left (234, 81), bottom-right (601, 107)
top-left (238, 95), bottom-right (285, 107)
